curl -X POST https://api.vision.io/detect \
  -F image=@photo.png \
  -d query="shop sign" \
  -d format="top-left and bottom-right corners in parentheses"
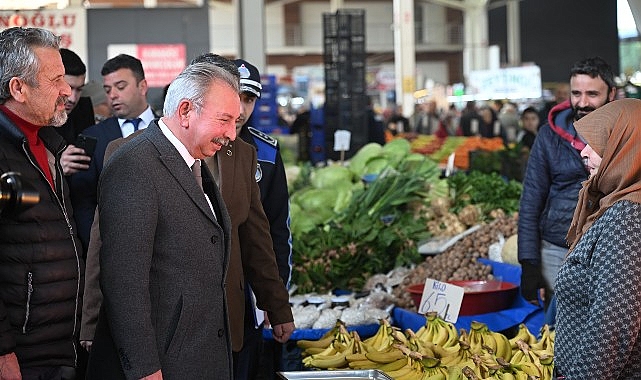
top-left (467, 66), bottom-right (542, 100)
top-left (0, 8), bottom-right (88, 65)
top-left (108, 44), bottom-right (186, 88)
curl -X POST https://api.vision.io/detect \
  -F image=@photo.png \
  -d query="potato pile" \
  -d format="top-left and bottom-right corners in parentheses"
top-left (393, 211), bottom-right (519, 311)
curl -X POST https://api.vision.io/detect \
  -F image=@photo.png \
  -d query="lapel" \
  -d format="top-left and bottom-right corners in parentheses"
top-left (145, 122), bottom-right (218, 225)
top-left (218, 143), bottom-right (237, 203)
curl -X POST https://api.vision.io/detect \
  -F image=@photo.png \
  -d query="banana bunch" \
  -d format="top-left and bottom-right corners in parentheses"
top-left (508, 324), bottom-right (537, 354)
top-left (416, 312), bottom-right (460, 348)
top-left (420, 356), bottom-right (450, 380)
top-left (301, 323), bottom-right (354, 369)
top-left (505, 340), bottom-right (543, 379)
top-left (297, 319), bottom-right (345, 356)
top-left (362, 318), bottom-right (397, 351)
top-left (530, 324), bottom-right (554, 352)
top-left (346, 320), bottom-right (405, 371)
top-left (535, 352), bottom-right (554, 380)
top-left (467, 321), bottom-right (511, 362)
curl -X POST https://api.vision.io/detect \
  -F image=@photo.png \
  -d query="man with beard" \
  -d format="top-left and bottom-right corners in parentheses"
top-left (0, 27), bottom-right (83, 380)
top-left (517, 57), bottom-right (617, 322)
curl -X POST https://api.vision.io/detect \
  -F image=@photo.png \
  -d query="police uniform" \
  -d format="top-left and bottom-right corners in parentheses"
top-left (233, 59), bottom-right (293, 380)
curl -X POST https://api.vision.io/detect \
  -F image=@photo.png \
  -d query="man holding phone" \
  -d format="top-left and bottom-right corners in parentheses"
top-left (68, 54), bottom-right (155, 256)
top-left (59, 48), bottom-right (98, 176)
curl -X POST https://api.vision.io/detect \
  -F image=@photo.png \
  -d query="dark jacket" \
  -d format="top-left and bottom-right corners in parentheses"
top-left (0, 110), bottom-right (83, 369)
top-left (518, 101), bottom-right (589, 263)
top-left (239, 126), bottom-right (292, 287)
top-left (87, 122), bottom-right (233, 379)
top-left (69, 117), bottom-right (122, 255)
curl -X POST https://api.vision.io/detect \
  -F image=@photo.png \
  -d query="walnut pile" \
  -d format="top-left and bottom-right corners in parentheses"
top-left (393, 212), bottom-right (519, 311)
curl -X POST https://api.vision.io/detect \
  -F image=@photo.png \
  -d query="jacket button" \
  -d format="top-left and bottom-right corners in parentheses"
top-left (218, 329), bottom-right (224, 337)
top-left (211, 236), bottom-right (217, 244)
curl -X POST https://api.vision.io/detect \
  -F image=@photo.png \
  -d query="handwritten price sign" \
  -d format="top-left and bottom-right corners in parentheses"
top-left (417, 278), bottom-right (464, 323)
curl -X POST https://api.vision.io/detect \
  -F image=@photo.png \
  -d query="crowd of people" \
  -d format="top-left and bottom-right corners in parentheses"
top-left (1, 25), bottom-right (640, 380)
top-left (0, 26), bottom-right (293, 380)
top-left (381, 98), bottom-right (542, 148)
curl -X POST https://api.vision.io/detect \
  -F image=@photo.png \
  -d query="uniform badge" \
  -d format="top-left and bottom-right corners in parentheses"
top-left (248, 126), bottom-right (278, 147)
top-left (255, 162), bottom-right (263, 182)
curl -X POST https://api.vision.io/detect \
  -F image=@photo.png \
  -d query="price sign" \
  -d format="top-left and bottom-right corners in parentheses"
top-left (417, 278), bottom-right (464, 323)
top-left (333, 130), bottom-right (351, 152)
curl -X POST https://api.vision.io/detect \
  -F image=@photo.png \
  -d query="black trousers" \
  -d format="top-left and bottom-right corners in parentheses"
top-left (232, 289), bottom-right (264, 380)
top-left (21, 366), bottom-right (76, 380)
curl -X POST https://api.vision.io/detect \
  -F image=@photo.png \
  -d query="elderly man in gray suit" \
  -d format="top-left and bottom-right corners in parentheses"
top-left (86, 62), bottom-right (282, 380)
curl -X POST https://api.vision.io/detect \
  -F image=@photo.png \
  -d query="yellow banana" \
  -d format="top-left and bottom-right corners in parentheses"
top-left (396, 369), bottom-right (424, 380)
top-left (514, 372), bottom-right (528, 380)
top-left (378, 356), bottom-right (410, 372)
top-left (366, 347), bottom-right (405, 364)
top-left (509, 324), bottom-right (538, 350)
top-left (422, 372), bottom-right (446, 380)
top-left (392, 327), bottom-right (411, 346)
top-left (511, 361), bottom-right (542, 377)
top-left (445, 365), bottom-right (464, 380)
top-left (346, 352), bottom-right (368, 362)
top-left (432, 323), bottom-right (449, 346)
top-left (509, 350), bottom-right (524, 365)
top-left (348, 358), bottom-right (379, 370)
top-left (441, 320), bottom-right (460, 348)
top-left (305, 351), bottom-right (348, 369)
top-left (363, 320), bottom-right (387, 347)
top-left (385, 364), bottom-right (415, 379)
top-left (418, 322), bottom-right (436, 344)
top-left (303, 346), bottom-right (332, 356)
top-left (531, 324), bottom-right (554, 352)
top-left (498, 373), bottom-right (516, 380)
top-left (296, 333), bottom-right (335, 350)
top-left (492, 331), bottom-right (512, 362)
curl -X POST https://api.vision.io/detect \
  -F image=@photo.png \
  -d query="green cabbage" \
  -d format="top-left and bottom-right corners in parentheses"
top-left (310, 165), bottom-right (354, 189)
top-left (348, 142), bottom-right (383, 177)
top-left (382, 138), bottom-right (411, 167)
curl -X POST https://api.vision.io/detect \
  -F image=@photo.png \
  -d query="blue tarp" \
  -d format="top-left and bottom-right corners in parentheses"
top-left (264, 259), bottom-right (545, 340)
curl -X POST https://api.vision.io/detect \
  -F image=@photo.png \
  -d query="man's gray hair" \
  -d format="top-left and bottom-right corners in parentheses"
top-left (0, 27), bottom-right (61, 103)
top-left (163, 62), bottom-right (240, 117)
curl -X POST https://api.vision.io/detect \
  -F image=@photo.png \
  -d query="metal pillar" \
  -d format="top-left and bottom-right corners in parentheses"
top-left (427, 0), bottom-right (490, 81)
top-left (393, 0), bottom-right (416, 119)
top-left (506, 0), bottom-right (521, 66)
top-left (237, 0), bottom-right (266, 72)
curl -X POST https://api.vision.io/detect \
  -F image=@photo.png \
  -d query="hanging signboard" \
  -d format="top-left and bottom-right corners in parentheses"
top-left (108, 44), bottom-right (186, 88)
top-left (466, 65), bottom-right (542, 100)
top-left (0, 8), bottom-right (88, 66)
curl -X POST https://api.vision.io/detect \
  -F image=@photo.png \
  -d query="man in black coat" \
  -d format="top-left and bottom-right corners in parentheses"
top-left (0, 27), bottom-right (83, 380)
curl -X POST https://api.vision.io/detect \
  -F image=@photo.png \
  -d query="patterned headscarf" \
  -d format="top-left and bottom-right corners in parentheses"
top-left (566, 98), bottom-right (641, 251)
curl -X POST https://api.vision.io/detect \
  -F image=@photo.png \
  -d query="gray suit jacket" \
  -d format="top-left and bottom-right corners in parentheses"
top-left (87, 122), bottom-right (233, 380)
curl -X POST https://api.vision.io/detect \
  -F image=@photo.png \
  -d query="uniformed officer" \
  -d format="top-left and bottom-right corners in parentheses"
top-left (232, 59), bottom-right (293, 380)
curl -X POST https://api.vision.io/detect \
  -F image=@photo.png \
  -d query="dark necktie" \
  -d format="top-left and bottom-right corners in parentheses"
top-left (193, 160), bottom-right (219, 221)
top-left (191, 159), bottom-right (203, 191)
top-left (126, 118), bottom-right (143, 131)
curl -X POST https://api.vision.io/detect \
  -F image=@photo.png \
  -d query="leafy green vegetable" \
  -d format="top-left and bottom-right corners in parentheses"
top-left (310, 164), bottom-right (354, 189)
top-left (348, 142), bottom-right (383, 177)
top-left (447, 170), bottom-right (522, 218)
top-left (292, 157), bottom-right (441, 293)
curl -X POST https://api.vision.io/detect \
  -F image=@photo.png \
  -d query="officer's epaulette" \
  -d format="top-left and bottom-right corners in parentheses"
top-left (248, 126), bottom-right (278, 148)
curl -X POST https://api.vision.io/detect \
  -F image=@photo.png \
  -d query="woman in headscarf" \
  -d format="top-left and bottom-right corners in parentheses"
top-left (555, 98), bottom-right (641, 378)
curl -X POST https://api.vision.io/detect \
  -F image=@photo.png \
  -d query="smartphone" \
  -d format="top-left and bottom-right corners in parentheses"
top-left (75, 134), bottom-right (98, 158)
